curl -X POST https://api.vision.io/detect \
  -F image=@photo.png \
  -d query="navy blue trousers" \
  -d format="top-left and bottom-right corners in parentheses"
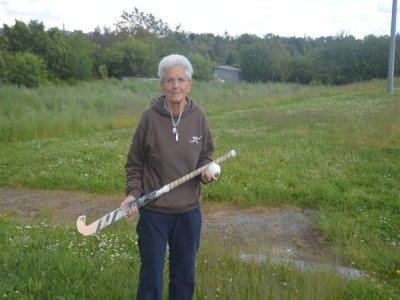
top-left (136, 207), bottom-right (202, 300)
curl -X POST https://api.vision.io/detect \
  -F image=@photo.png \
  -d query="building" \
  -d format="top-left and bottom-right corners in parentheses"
top-left (213, 65), bottom-right (241, 83)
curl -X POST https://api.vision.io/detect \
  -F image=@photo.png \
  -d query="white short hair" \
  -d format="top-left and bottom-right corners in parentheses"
top-left (158, 54), bottom-right (193, 81)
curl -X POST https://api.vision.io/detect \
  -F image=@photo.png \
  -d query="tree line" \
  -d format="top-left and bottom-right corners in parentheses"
top-left (0, 8), bottom-right (398, 87)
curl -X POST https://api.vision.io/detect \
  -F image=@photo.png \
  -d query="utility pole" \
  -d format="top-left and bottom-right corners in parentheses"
top-left (387, 0), bottom-right (397, 94)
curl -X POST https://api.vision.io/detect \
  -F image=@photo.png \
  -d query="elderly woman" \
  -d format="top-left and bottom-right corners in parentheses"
top-left (120, 54), bottom-right (215, 299)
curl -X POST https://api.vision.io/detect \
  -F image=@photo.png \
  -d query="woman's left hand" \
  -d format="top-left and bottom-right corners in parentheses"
top-left (201, 170), bottom-right (217, 184)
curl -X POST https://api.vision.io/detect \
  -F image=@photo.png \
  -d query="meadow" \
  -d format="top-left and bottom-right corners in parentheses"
top-left (0, 78), bottom-right (399, 299)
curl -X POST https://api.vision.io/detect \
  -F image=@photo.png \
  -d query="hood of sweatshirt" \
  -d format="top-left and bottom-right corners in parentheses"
top-left (150, 95), bottom-right (195, 119)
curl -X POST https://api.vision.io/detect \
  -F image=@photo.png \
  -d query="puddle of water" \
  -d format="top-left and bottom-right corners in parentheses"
top-left (239, 253), bottom-right (364, 279)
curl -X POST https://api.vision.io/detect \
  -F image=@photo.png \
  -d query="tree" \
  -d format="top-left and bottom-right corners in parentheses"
top-left (44, 28), bottom-right (69, 80)
top-left (240, 39), bottom-right (290, 82)
top-left (395, 34), bottom-right (400, 76)
top-left (2, 20), bottom-right (48, 55)
top-left (155, 34), bottom-right (185, 59)
top-left (115, 7), bottom-right (172, 37)
top-left (287, 54), bottom-right (313, 84)
top-left (64, 33), bottom-right (95, 80)
top-left (27, 20), bottom-right (48, 56)
top-left (240, 43), bottom-right (270, 82)
top-left (235, 34), bottom-right (261, 49)
top-left (225, 52), bottom-right (238, 66)
top-left (2, 20), bottom-right (31, 52)
top-left (0, 17), bottom-right (395, 86)
top-left (188, 54), bottom-right (214, 81)
top-left (0, 49), bottom-right (9, 81)
top-left (8, 52), bottom-right (47, 87)
top-left (265, 39), bottom-right (291, 81)
top-left (312, 35), bottom-right (359, 85)
top-left (101, 46), bottom-right (124, 78)
top-left (357, 35), bottom-right (389, 80)
top-left (101, 38), bottom-right (154, 78)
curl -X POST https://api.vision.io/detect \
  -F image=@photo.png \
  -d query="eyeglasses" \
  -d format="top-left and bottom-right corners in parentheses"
top-left (162, 77), bottom-right (189, 85)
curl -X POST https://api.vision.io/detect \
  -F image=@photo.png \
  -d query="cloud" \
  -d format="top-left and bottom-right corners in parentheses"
top-left (1, 0), bottom-right (397, 37)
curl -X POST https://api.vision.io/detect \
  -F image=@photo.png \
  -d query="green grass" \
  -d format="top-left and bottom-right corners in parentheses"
top-left (0, 218), bottom-right (396, 299)
top-left (196, 245), bottom-right (396, 300)
top-left (1, 78), bottom-right (400, 298)
top-left (0, 218), bottom-right (140, 299)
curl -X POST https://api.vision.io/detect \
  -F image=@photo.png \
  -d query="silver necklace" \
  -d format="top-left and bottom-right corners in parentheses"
top-left (164, 99), bottom-right (183, 142)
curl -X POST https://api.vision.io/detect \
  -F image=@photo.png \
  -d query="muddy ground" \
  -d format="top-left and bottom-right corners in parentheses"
top-left (0, 187), bottom-right (332, 264)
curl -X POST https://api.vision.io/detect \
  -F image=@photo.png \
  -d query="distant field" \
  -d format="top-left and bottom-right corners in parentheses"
top-left (0, 79), bottom-right (399, 298)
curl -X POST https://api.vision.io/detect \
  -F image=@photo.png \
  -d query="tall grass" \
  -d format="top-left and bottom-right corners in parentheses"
top-left (0, 79), bottom-right (158, 142)
top-left (0, 79), bottom-right (344, 142)
top-left (1, 79), bottom-right (400, 298)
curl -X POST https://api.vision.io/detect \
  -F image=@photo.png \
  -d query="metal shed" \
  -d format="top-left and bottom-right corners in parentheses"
top-left (213, 66), bottom-right (241, 83)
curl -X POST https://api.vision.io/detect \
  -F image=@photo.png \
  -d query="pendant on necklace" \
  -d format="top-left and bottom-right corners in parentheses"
top-left (172, 126), bottom-right (178, 141)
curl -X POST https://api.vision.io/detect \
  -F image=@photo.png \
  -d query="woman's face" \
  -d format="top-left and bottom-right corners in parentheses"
top-left (160, 65), bottom-right (192, 104)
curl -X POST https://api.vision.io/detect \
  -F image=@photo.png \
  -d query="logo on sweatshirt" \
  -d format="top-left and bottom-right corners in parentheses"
top-left (190, 136), bottom-right (202, 144)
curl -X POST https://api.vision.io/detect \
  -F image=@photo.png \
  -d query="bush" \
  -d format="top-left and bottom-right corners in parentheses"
top-left (8, 52), bottom-right (48, 87)
top-left (188, 54), bottom-right (214, 81)
top-left (98, 65), bottom-right (109, 79)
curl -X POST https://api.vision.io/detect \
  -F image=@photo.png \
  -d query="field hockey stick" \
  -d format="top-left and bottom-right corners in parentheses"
top-left (76, 150), bottom-right (236, 236)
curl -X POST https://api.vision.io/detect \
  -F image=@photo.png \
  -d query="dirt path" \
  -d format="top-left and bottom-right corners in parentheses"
top-left (0, 187), bottom-right (331, 263)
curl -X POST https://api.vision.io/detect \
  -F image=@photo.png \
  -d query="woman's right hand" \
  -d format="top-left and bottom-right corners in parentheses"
top-left (119, 195), bottom-right (138, 218)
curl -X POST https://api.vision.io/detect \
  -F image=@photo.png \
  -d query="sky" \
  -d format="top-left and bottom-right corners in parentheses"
top-left (0, 0), bottom-right (398, 38)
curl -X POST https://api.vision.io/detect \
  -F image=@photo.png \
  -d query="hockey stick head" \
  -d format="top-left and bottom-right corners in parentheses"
top-left (76, 207), bottom-right (127, 236)
top-left (76, 215), bottom-right (92, 236)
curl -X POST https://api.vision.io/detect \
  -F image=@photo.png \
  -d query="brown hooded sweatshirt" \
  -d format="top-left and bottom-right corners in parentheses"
top-left (125, 95), bottom-right (214, 214)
